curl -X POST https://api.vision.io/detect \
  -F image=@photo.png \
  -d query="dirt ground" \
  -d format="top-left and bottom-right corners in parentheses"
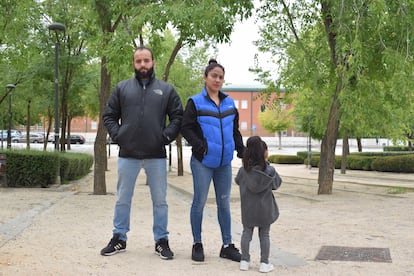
top-left (0, 157), bottom-right (413, 275)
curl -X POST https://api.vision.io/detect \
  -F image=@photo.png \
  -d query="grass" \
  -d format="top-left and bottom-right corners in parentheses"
top-left (387, 187), bottom-right (414, 194)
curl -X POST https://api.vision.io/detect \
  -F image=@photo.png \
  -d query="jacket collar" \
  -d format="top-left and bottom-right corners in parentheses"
top-left (202, 86), bottom-right (228, 100)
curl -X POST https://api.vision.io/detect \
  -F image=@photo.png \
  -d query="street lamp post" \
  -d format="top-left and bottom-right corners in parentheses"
top-left (5, 84), bottom-right (16, 149)
top-left (48, 22), bottom-right (66, 151)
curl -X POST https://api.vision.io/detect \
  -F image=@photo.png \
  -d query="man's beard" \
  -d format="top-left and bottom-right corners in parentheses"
top-left (135, 67), bottom-right (154, 80)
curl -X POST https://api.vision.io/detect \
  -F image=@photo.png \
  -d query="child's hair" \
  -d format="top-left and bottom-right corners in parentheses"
top-left (262, 140), bottom-right (269, 160)
top-left (242, 136), bottom-right (267, 172)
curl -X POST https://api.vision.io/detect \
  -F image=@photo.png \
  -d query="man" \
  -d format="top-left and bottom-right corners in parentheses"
top-left (101, 46), bottom-right (183, 260)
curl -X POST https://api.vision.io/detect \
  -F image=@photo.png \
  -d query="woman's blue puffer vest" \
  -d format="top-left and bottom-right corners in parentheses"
top-left (191, 88), bottom-right (236, 168)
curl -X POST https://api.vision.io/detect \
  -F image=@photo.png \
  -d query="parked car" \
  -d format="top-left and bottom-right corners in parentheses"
top-left (67, 134), bottom-right (85, 144)
top-left (0, 130), bottom-right (22, 142)
top-left (18, 133), bottom-right (45, 143)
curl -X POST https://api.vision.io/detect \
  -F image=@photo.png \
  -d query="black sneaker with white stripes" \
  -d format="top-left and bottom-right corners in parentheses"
top-left (100, 234), bottom-right (127, 256)
top-left (155, 238), bottom-right (174, 260)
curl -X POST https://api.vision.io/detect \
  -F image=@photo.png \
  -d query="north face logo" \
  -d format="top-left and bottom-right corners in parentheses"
top-left (153, 89), bottom-right (163, 95)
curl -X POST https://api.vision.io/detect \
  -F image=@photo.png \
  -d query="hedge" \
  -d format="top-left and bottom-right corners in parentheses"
top-left (371, 155), bottom-right (414, 173)
top-left (301, 153), bottom-right (414, 173)
top-left (268, 154), bottom-right (306, 164)
top-left (0, 150), bottom-right (93, 188)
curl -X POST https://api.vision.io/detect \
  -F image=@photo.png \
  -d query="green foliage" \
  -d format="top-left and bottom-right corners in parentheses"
top-left (255, 0), bottom-right (414, 143)
top-left (307, 152), bottom-right (414, 173)
top-left (0, 150), bottom-right (93, 187)
top-left (346, 155), bottom-right (376, 171)
top-left (268, 154), bottom-right (304, 164)
top-left (267, 150), bottom-right (414, 173)
top-left (387, 187), bottom-right (414, 194)
top-left (371, 155), bottom-right (414, 173)
top-left (384, 146), bottom-right (413, 152)
top-left (2, 150), bottom-right (59, 187)
top-left (308, 155), bottom-right (341, 169)
top-left (60, 152), bottom-right (93, 182)
top-left (296, 151), bottom-right (320, 160)
top-left (258, 101), bottom-right (294, 133)
top-left (351, 151), bottom-right (414, 156)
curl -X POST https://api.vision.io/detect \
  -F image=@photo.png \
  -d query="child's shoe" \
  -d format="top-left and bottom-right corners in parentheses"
top-left (259, 262), bottom-right (274, 273)
top-left (239, 260), bottom-right (249, 271)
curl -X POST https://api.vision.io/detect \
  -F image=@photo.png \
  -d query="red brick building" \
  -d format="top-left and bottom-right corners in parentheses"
top-left (222, 84), bottom-right (296, 137)
top-left (70, 117), bottom-right (98, 133)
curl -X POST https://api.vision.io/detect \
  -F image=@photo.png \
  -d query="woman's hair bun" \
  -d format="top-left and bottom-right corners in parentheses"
top-left (208, 58), bottom-right (218, 65)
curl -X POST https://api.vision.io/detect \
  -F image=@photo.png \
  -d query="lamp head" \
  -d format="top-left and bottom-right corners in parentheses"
top-left (48, 22), bottom-right (66, 32)
top-left (5, 84), bottom-right (15, 90)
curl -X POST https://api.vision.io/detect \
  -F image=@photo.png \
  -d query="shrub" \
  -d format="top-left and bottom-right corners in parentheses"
top-left (1, 150), bottom-right (93, 187)
top-left (308, 155), bottom-right (341, 168)
top-left (350, 151), bottom-right (414, 157)
top-left (383, 146), bottom-right (413, 152)
top-left (296, 151), bottom-right (320, 160)
top-left (3, 150), bottom-right (59, 188)
top-left (371, 155), bottom-right (414, 173)
top-left (268, 155), bottom-right (304, 164)
top-left (347, 155), bottom-right (377, 171)
top-left (60, 152), bottom-right (93, 182)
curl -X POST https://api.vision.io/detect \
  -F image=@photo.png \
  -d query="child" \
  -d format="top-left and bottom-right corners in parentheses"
top-left (235, 136), bottom-right (282, 273)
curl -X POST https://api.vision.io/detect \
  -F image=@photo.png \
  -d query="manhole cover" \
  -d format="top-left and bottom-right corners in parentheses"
top-left (315, 246), bottom-right (392, 262)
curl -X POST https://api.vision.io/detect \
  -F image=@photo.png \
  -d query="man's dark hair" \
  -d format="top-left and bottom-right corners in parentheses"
top-left (133, 46), bottom-right (154, 60)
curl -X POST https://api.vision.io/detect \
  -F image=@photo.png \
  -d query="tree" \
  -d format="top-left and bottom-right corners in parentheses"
top-left (255, 0), bottom-right (414, 194)
top-left (258, 102), bottom-right (293, 149)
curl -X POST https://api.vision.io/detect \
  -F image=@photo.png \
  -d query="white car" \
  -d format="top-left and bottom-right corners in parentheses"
top-left (18, 133), bottom-right (45, 143)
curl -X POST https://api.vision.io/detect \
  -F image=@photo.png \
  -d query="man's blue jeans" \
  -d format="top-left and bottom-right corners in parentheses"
top-left (113, 157), bottom-right (169, 242)
top-left (190, 155), bottom-right (233, 245)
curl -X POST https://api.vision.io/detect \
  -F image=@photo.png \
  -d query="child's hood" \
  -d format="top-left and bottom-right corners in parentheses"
top-left (244, 167), bottom-right (275, 194)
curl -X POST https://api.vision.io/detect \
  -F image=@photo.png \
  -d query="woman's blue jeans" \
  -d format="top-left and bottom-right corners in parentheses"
top-left (113, 157), bottom-right (169, 242)
top-left (190, 155), bottom-right (233, 245)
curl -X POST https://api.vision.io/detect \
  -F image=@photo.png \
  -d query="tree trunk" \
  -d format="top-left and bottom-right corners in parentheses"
top-left (341, 133), bottom-right (349, 174)
top-left (162, 38), bottom-right (184, 176)
top-left (176, 135), bottom-right (184, 176)
top-left (318, 1), bottom-right (344, 194)
top-left (44, 110), bottom-right (53, 151)
top-left (93, 0), bottom-right (122, 195)
top-left (26, 100), bottom-right (31, 150)
top-left (60, 93), bottom-right (66, 152)
top-left (278, 131), bottom-right (282, 149)
top-left (357, 137), bottom-right (362, 152)
top-left (67, 115), bottom-right (72, 150)
top-left (93, 55), bottom-right (110, 195)
top-left (317, 78), bottom-right (342, 194)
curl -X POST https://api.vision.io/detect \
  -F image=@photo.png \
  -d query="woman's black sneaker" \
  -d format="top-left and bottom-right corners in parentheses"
top-left (100, 234), bottom-right (126, 256)
top-left (192, 243), bottom-right (205, 262)
top-left (219, 244), bottom-right (241, 262)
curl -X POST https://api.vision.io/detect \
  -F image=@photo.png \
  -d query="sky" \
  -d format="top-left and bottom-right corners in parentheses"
top-left (216, 14), bottom-right (272, 86)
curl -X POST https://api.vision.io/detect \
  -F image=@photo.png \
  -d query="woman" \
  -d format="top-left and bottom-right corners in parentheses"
top-left (181, 59), bottom-right (244, 262)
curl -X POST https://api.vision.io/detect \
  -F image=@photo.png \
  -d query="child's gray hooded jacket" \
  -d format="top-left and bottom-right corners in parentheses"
top-left (235, 165), bottom-right (282, 227)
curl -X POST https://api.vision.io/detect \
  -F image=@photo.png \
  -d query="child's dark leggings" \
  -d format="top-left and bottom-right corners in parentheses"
top-left (240, 224), bottom-right (271, 263)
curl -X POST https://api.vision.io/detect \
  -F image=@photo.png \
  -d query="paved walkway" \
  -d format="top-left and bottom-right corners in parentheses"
top-left (0, 154), bottom-right (413, 275)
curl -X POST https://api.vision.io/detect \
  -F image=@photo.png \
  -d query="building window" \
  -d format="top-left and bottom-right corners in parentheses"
top-left (234, 100), bottom-right (239, 109)
top-left (241, 121), bottom-right (248, 130)
top-left (241, 100), bottom-right (248, 109)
